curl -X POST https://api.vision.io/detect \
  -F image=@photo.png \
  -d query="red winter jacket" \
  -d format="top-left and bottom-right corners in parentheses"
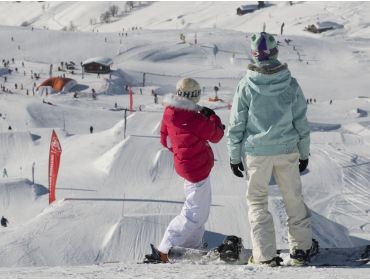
top-left (160, 95), bottom-right (224, 183)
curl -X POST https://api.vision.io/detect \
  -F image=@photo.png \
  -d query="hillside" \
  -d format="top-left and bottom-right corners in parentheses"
top-left (0, 1), bottom-right (370, 278)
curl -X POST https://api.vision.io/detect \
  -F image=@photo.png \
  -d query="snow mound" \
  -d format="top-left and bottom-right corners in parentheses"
top-left (0, 131), bottom-right (39, 168)
top-left (345, 108), bottom-right (368, 118)
top-left (95, 215), bottom-right (173, 264)
top-left (149, 148), bottom-right (173, 182)
top-left (343, 122), bottom-right (370, 137)
top-left (0, 178), bottom-right (48, 225)
top-left (94, 138), bottom-right (129, 174)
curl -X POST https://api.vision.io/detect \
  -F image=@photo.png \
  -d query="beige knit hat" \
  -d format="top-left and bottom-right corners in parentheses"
top-left (176, 78), bottom-right (201, 104)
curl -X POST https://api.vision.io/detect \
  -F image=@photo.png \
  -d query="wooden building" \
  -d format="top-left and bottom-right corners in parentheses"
top-left (82, 57), bottom-right (113, 74)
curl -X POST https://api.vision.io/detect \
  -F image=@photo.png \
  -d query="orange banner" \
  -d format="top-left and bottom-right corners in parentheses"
top-left (48, 130), bottom-right (62, 204)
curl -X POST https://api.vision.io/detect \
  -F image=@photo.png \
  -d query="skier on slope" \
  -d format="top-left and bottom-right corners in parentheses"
top-left (144, 78), bottom-right (225, 263)
top-left (227, 32), bottom-right (318, 266)
top-left (1, 216), bottom-right (8, 227)
top-left (2, 168), bottom-right (8, 178)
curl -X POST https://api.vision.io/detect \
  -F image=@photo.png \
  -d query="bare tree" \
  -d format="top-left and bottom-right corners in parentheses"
top-left (109, 5), bottom-right (119, 17)
top-left (68, 21), bottom-right (77, 31)
top-left (100, 11), bottom-right (111, 23)
top-left (89, 17), bottom-right (97, 26)
top-left (20, 21), bottom-right (30, 27)
top-left (125, 1), bottom-right (134, 12)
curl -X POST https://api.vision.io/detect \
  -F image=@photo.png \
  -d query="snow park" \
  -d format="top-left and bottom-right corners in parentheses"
top-left (0, 0), bottom-right (370, 278)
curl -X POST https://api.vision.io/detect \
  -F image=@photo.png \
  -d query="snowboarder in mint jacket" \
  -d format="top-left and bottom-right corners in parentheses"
top-left (227, 32), bottom-right (316, 266)
top-left (144, 78), bottom-right (224, 263)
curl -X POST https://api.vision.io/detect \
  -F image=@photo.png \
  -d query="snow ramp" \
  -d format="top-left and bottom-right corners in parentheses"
top-left (0, 178), bottom-right (48, 225)
top-left (0, 131), bottom-right (40, 172)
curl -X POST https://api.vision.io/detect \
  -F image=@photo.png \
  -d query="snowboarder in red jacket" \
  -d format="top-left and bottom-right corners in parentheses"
top-left (144, 78), bottom-right (224, 263)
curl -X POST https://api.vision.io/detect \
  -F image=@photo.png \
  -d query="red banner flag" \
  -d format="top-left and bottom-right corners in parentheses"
top-left (48, 130), bottom-right (62, 204)
top-left (129, 84), bottom-right (133, 112)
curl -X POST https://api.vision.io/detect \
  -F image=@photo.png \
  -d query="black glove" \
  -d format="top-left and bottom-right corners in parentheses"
top-left (222, 124), bottom-right (226, 130)
top-left (200, 106), bottom-right (215, 118)
top-left (299, 159), bottom-right (308, 173)
top-left (230, 161), bottom-right (244, 177)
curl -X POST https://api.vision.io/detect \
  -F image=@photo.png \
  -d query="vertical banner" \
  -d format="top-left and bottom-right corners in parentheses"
top-left (48, 130), bottom-right (62, 204)
top-left (129, 84), bottom-right (133, 112)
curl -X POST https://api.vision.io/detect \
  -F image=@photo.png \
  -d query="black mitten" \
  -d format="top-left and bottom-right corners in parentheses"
top-left (200, 106), bottom-right (215, 118)
top-left (299, 159), bottom-right (309, 172)
top-left (230, 161), bottom-right (244, 177)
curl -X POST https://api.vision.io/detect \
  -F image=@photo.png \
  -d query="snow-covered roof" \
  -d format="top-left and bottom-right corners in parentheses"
top-left (82, 57), bottom-right (113, 66)
top-left (316, 21), bottom-right (344, 29)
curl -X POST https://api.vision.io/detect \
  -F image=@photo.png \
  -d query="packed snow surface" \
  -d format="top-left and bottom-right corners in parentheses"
top-left (0, 1), bottom-right (370, 278)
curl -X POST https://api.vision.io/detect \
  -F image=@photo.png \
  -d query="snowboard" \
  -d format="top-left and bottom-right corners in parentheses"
top-left (168, 245), bottom-right (370, 267)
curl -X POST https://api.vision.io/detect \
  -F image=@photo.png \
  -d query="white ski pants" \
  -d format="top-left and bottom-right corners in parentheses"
top-left (246, 152), bottom-right (312, 262)
top-left (158, 176), bottom-right (211, 254)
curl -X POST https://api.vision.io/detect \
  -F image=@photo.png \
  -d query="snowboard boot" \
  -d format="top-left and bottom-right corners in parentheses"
top-left (217, 235), bottom-right (243, 263)
top-left (290, 239), bottom-right (319, 266)
top-left (248, 255), bottom-right (283, 267)
top-left (143, 244), bottom-right (169, 264)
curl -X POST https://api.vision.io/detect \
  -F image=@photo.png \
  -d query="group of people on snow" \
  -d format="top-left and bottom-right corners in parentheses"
top-left (1, 58), bottom-right (40, 96)
top-left (145, 31), bottom-right (316, 267)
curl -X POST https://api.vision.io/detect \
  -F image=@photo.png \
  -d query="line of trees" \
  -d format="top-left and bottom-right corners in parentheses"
top-left (100, 4), bottom-right (121, 23)
top-left (100, 2), bottom-right (135, 24)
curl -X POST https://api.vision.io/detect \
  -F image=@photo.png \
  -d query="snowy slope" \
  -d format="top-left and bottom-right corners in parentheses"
top-left (0, 1), bottom-right (370, 278)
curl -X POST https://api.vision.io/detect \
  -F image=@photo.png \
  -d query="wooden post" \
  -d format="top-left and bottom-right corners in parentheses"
top-left (124, 109), bottom-right (127, 139)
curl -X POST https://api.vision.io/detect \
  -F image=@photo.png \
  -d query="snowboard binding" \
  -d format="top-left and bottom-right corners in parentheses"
top-left (217, 235), bottom-right (243, 263)
top-left (143, 244), bottom-right (169, 264)
top-left (289, 238), bottom-right (320, 266)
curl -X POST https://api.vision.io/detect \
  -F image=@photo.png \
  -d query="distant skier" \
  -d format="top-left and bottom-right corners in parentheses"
top-left (1, 216), bottom-right (8, 227)
top-left (153, 93), bottom-right (158, 104)
top-left (281, 22), bottom-right (285, 35)
top-left (90, 126), bottom-right (93, 134)
top-left (213, 86), bottom-right (219, 99)
top-left (227, 32), bottom-right (317, 266)
top-left (144, 78), bottom-right (225, 263)
top-left (2, 168), bottom-right (8, 178)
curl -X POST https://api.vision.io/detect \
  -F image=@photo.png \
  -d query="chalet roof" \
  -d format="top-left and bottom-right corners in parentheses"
top-left (82, 57), bottom-right (113, 66)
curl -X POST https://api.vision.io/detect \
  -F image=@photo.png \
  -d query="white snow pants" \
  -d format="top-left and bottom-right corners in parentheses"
top-left (158, 176), bottom-right (211, 254)
top-left (246, 152), bottom-right (312, 262)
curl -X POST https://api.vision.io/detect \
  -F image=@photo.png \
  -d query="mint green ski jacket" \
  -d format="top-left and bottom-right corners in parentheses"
top-left (227, 62), bottom-right (310, 164)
